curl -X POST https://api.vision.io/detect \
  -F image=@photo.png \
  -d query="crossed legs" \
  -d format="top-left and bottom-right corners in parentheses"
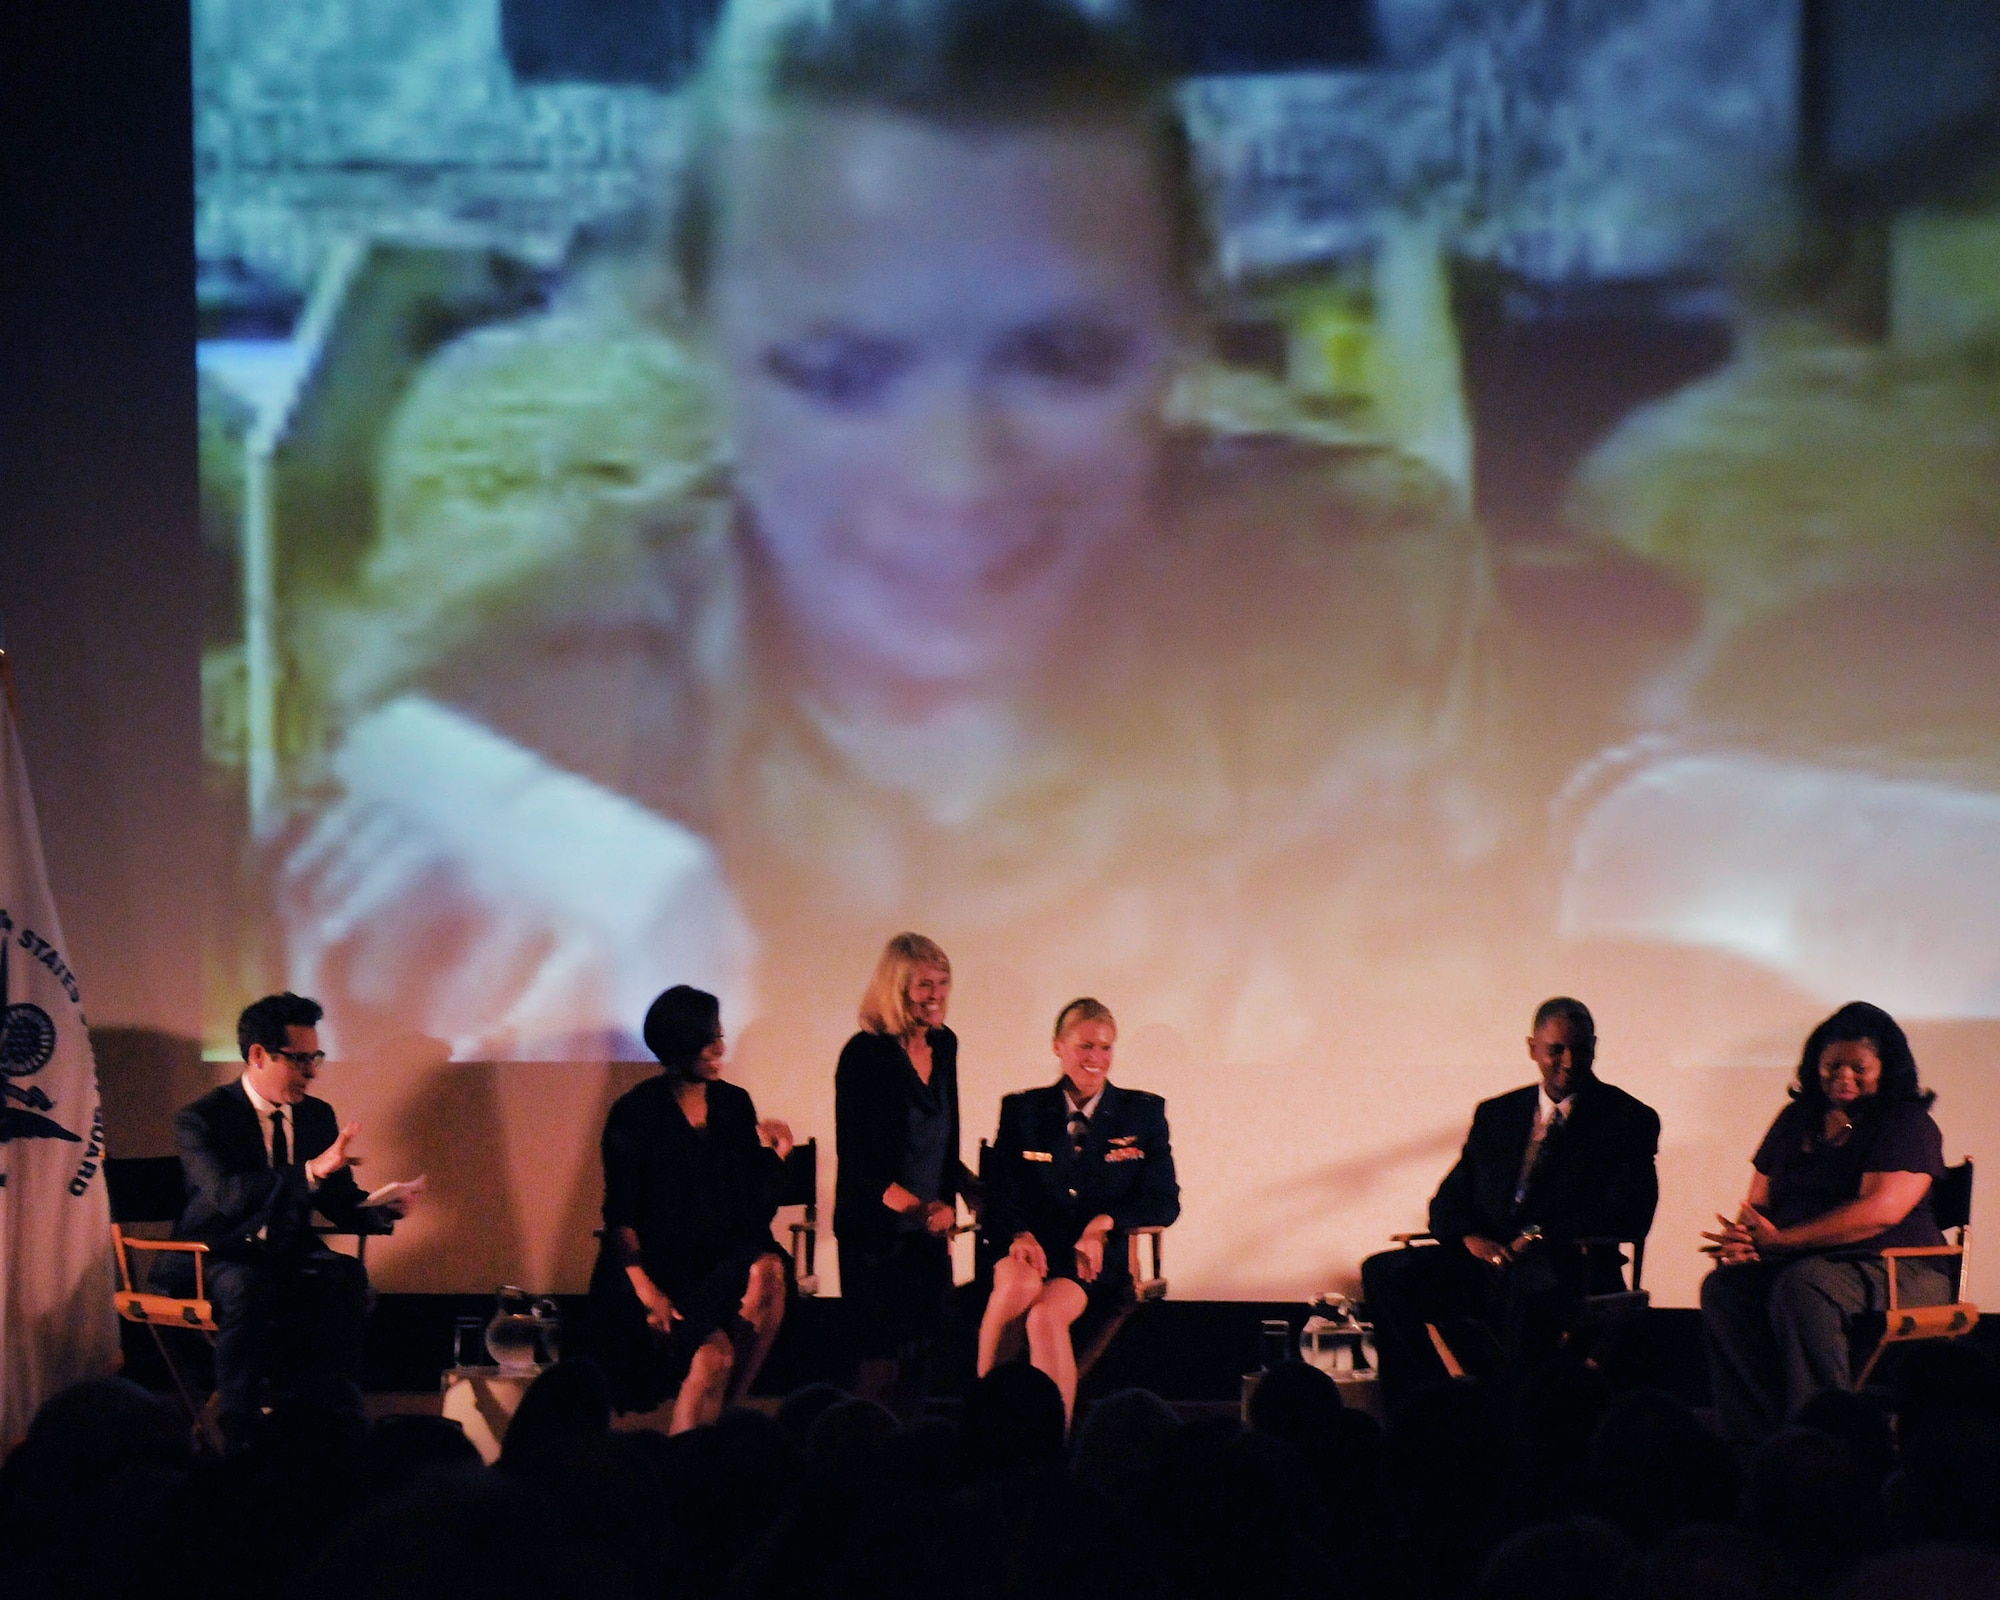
top-left (668, 1252), bottom-right (788, 1434)
top-left (978, 1256), bottom-right (1089, 1422)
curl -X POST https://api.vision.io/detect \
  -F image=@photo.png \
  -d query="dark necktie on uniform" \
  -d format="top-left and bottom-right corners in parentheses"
top-left (270, 1108), bottom-right (289, 1169)
top-left (1067, 1106), bottom-right (1089, 1161)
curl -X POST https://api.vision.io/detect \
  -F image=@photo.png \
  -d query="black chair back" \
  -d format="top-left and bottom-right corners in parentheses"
top-left (1935, 1159), bottom-right (1975, 1233)
top-left (779, 1137), bottom-right (816, 1208)
top-left (105, 1155), bottom-right (187, 1225)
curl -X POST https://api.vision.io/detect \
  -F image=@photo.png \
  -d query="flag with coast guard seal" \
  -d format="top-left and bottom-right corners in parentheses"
top-left (0, 694), bottom-right (117, 1450)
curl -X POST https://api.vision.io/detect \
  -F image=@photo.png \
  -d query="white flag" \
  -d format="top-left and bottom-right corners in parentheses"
top-left (0, 694), bottom-right (118, 1451)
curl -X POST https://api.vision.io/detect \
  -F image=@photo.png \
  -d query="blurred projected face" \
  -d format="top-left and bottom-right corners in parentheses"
top-left (711, 105), bottom-right (1181, 696)
top-left (1056, 1017), bottom-right (1116, 1101)
top-left (1818, 1038), bottom-right (1882, 1108)
top-left (1528, 1015), bottom-right (1589, 1104)
top-left (904, 964), bottom-right (951, 1033)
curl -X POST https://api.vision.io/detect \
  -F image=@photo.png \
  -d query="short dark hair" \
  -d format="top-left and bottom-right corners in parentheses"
top-left (1792, 1001), bottom-right (1934, 1114)
top-left (1533, 996), bottom-right (1596, 1066)
top-left (643, 985), bottom-right (722, 1079)
top-left (238, 992), bottom-right (324, 1060)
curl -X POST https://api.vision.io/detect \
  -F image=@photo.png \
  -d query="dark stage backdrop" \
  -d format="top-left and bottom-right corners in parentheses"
top-left (6, 0), bottom-right (2000, 1306)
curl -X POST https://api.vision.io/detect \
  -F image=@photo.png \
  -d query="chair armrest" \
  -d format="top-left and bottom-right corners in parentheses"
top-left (1126, 1226), bottom-right (1167, 1296)
top-left (1877, 1244), bottom-right (1966, 1311)
top-left (114, 1236), bottom-right (210, 1303)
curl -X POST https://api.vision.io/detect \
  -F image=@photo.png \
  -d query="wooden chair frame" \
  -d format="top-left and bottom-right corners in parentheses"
top-left (1852, 1158), bottom-right (1977, 1389)
top-left (108, 1154), bottom-right (373, 1433)
top-left (111, 1227), bottom-right (218, 1425)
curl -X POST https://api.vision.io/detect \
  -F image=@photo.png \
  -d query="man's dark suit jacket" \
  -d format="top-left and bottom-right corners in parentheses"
top-left (1427, 1075), bottom-right (1660, 1278)
top-left (171, 1082), bottom-right (386, 1261)
top-left (984, 1082), bottom-right (1180, 1272)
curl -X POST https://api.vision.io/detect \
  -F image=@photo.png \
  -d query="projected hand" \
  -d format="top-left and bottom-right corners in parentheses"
top-left (284, 699), bottom-right (754, 1060)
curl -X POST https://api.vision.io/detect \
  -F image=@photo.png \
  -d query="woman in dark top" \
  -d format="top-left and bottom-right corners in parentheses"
top-left (1700, 1001), bottom-right (1951, 1441)
top-left (590, 985), bottom-right (793, 1430)
top-left (833, 932), bottom-right (974, 1412)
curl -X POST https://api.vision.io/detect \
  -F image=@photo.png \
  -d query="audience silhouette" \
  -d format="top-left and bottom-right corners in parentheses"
top-left (9, 1345), bottom-right (2000, 1599)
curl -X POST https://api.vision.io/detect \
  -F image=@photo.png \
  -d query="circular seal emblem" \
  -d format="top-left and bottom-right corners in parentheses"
top-left (0, 1002), bottom-right (57, 1078)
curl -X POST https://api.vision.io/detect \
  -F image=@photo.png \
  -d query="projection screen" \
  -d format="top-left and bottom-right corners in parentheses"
top-left (192, 0), bottom-right (2000, 1299)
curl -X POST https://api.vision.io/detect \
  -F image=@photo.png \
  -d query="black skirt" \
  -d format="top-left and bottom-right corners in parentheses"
top-left (838, 1233), bottom-right (951, 1360)
top-left (588, 1242), bottom-right (776, 1413)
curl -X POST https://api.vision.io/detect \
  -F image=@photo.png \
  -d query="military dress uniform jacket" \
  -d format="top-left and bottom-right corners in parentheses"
top-left (984, 1082), bottom-right (1180, 1284)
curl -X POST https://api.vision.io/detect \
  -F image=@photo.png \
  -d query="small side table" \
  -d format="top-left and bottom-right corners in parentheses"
top-left (441, 1364), bottom-right (544, 1463)
top-left (1331, 1370), bottom-right (1385, 1424)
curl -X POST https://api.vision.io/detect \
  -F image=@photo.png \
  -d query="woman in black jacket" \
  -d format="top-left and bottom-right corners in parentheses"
top-left (590, 985), bottom-right (793, 1430)
top-left (834, 932), bottom-right (975, 1411)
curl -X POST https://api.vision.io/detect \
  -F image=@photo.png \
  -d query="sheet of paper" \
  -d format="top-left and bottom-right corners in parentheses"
top-left (360, 1174), bottom-right (428, 1209)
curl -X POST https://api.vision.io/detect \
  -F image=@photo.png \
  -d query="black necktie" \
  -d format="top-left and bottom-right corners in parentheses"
top-left (270, 1109), bottom-right (289, 1168)
top-left (1067, 1106), bottom-right (1088, 1160)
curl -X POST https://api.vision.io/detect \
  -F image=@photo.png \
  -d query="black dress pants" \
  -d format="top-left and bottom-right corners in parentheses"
top-left (1361, 1239), bottom-right (1578, 1407)
top-left (204, 1250), bottom-right (371, 1427)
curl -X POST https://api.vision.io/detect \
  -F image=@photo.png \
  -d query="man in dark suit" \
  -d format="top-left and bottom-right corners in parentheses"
top-left (163, 991), bottom-right (407, 1447)
top-left (1361, 997), bottom-right (1659, 1408)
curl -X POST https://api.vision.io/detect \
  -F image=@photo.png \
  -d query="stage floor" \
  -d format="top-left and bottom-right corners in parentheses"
top-left (120, 1291), bottom-right (1722, 1410)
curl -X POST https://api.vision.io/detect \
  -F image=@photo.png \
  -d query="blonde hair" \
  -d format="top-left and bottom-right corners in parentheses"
top-left (859, 932), bottom-right (952, 1036)
top-left (1053, 996), bottom-right (1115, 1039)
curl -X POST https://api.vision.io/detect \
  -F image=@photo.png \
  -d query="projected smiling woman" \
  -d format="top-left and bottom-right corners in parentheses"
top-left (289, 0), bottom-right (1496, 1062)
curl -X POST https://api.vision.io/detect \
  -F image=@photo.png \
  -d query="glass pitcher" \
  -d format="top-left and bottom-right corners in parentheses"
top-left (1300, 1292), bottom-right (1374, 1374)
top-left (485, 1285), bottom-right (544, 1373)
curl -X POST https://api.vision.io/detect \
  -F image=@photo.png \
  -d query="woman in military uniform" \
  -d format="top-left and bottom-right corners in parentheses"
top-left (977, 998), bottom-right (1179, 1424)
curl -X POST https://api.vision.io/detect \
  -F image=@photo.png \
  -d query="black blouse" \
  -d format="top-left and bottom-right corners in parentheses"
top-left (599, 1075), bottom-right (782, 1292)
top-left (1753, 1098), bottom-right (1946, 1251)
top-left (832, 1027), bottom-right (970, 1248)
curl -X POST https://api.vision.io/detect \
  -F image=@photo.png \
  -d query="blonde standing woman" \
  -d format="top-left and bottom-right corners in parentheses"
top-left (833, 933), bottom-right (975, 1413)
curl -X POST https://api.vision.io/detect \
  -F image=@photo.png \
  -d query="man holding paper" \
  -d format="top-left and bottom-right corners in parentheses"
top-left (163, 991), bottom-right (417, 1448)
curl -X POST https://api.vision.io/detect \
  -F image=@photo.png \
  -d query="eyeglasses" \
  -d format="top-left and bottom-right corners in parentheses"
top-left (273, 1049), bottom-right (326, 1069)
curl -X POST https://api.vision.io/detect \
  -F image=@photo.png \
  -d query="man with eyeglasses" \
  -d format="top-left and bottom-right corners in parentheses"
top-left (164, 991), bottom-right (409, 1449)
